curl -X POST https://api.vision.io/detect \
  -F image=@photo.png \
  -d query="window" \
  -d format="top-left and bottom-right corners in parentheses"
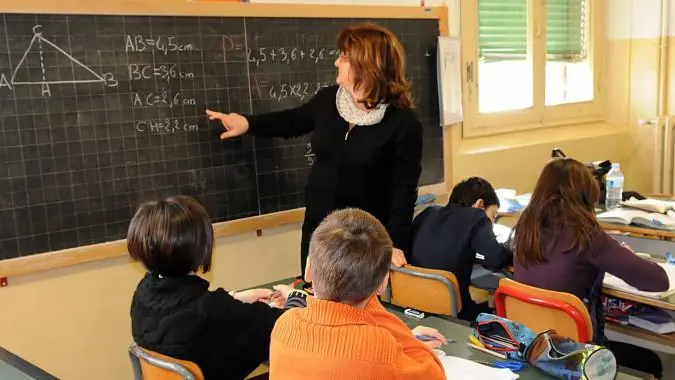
top-left (461, 0), bottom-right (604, 136)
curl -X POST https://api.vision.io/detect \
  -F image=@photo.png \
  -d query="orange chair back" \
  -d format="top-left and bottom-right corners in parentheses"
top-left (390, 264), bottom-right (462, 317)
top-left (495, 278), bottom-right (593, 342)
top-left (129, 344), bottom-right (204, 380)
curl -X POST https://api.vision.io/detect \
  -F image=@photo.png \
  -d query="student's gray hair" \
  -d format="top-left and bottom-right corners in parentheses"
top-left (309, 208), bottom-right (393, 304)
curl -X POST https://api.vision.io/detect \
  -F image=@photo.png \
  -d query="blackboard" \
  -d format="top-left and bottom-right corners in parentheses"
top-left (0, 13), bottom-right (443, 260)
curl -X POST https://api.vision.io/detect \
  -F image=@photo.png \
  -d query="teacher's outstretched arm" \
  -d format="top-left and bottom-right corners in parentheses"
top-left (206, 87), bottom-right (332, 140)
top-left (387, 116), bottom-right (423, 259)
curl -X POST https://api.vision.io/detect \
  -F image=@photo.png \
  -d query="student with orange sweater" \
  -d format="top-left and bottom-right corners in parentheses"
top-left (270, 208), bottom-right (446, 379)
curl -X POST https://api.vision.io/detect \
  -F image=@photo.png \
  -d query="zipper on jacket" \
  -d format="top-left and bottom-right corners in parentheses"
top-left (345, 123), bottom-right (355, 141)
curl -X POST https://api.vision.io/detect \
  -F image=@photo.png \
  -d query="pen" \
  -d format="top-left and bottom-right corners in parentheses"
top-left (468, 335), bottom-right (484, 348)
top-left (467, 343), bottom-right (508, 359)
top-left (415, 335), bottom-right (454, 344)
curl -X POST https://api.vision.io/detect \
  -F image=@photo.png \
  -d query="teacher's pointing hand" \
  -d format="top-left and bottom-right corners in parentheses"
top-left (206, 109), bottom-right (249, 140)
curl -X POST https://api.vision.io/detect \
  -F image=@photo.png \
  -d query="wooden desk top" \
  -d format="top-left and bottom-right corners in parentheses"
top-left (599, 223), bottom-right (675, 240)
top-left (495, 266), bottom-right (675, 311)
top-left (497, 212), bottom-right (675, 240)
top-left (602, 288), bottom-right (675, 311)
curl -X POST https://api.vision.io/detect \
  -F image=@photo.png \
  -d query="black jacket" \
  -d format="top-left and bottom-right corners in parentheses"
top-left (247, 86), bottom-right (423, 252)
top-left (410, 205), bottom-right (513, 319)
top-left (130, 273), bottom-right (283, 379)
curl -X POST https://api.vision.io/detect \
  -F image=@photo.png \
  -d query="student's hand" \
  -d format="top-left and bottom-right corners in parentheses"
top-left (273, 284), bottom-right (296, 302)
top-left (231, 288), bottom-right (274, 304)
top-left (206, 110), bottom-right (249, 139)
top-left (411, 326), bottom-right (447, 349)
top-left (391, 248), bottom-right (407, 267)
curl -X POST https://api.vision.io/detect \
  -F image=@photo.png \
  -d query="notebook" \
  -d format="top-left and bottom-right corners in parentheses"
top-left (602, 263), bottom-right (675, 299)
top-left (496, 189), bottom-right (531, 213)
top-left (621, 197), bottom-right (675, 214)
top-left (628, 310), bottom-right (675, 334)
top-left (493, 223), bottom-right (513, 244)
top-left (440, 356), bottom-right (519, 380)
top-left (596, 209), bottom-right (675, 230)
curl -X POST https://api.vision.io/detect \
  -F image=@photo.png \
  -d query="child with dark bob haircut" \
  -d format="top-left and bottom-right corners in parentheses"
top-left (270, 208), bottom-right (446, 379)
top-left (128, 195), bottom-right (307, 379)
top-left (410, 177), bottom-right (513, 321)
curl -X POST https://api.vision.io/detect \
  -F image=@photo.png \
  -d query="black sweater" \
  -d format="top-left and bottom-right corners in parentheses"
top-left (130, 273), bottom-right (299, 379)
top-left (410, 205), bottom-right (513, 318)
top-left (247, 86), bottom-right (423, 253)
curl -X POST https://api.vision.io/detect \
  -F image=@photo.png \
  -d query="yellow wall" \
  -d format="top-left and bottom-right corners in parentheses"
top-left (605, 0), bottom-right (674, 193)
top-left (0, 225), bottom-right (302, 380)
top-left (0, 1), bottom-right (669, 379)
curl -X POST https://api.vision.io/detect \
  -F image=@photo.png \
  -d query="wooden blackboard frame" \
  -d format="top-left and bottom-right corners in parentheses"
top-left (0, 0), bottom-right (451, 278)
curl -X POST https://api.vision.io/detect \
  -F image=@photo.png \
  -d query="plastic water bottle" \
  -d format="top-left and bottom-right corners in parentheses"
top-left (605, 163), bottom-right (624, 210)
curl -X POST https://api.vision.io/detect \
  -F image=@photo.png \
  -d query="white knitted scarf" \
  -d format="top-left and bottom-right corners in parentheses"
top-left (335, 86), bottom-right (388, 126)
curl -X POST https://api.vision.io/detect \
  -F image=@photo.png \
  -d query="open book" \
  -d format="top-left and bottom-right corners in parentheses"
top-left (621, 197), bottom-right (675, 214)
top-left (602, 263), bottom-right (675, 299)
top-left (493, 223), bottom-right (513, 244)
top-left (596, 209), bottom-right (675, 230)
top-left (495, 189), bottom-right (531, 213)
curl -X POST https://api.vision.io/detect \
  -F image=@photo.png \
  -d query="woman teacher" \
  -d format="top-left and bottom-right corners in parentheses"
top-left (206, 24), bottom-right (422, 278)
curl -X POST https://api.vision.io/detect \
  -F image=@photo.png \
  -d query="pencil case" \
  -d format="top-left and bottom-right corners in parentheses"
top-left (473, 313), bottom-right (617, 380)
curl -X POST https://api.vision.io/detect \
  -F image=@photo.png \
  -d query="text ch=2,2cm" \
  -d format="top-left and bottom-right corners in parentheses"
top-left (135, 119), bottom-right (199, 133)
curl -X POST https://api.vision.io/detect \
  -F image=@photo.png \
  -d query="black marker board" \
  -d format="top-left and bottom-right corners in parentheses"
top-left (0, 14), bottom-right (442, 259)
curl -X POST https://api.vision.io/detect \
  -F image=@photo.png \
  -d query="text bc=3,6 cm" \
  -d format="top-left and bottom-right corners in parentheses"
top-left (128, 64), bottom-right (194, 82)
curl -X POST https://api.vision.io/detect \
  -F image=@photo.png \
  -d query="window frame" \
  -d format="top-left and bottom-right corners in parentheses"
top-left (460, 0), bottom-right (606, 138)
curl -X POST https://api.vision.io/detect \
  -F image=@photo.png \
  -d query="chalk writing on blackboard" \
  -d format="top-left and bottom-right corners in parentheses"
top-left (125, 35), bottom-right (197, 55)
top-left (245, 47), bottom-right (339, 66)
top-left (135, 119), bottom-right (199, 134)
top-left (7, 25), bottom-right (118, 96)
top-left (305, 143), bottom-right (316, 166)
top-left (128, 64), bottom-right (195, 82)
top-left (251, 77), bottom-right (332, 102)
top-left (132, 92), bottom-right (197, 108)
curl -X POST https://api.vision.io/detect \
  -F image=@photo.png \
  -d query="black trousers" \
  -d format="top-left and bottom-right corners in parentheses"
top-left (457, 301), bottom-right (493, 322)
top-left (608, 340), bottom-right (662, 379)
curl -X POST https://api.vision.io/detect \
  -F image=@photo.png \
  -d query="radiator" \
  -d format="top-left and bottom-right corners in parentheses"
top-left (642, 116), bottom-right (675, 194)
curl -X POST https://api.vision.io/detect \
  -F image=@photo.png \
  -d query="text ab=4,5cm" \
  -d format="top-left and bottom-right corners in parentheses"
top-left (125, 35), bottom-right (196, 55)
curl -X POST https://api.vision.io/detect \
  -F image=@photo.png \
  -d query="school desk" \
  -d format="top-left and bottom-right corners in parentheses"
top-left (385, 304), bottom-right (647, 380)
top-left (470, 258), bottom-right (675, 356)
top-left (254, 278), bottom-right (646, 379)
top-left (0, 346), bottom-right (58, 380)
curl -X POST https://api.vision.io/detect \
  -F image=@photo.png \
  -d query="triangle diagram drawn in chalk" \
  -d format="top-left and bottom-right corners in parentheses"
top-left (11, 25), bottom-right (105, 86)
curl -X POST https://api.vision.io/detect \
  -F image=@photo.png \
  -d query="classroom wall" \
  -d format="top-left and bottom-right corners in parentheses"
top-left (605, 0), bottom-right (675, 193)
top-left (0, 225), bottom-right (302, 380)
top-left (0, 1), bottom-right (662, 379)
top-left (445, 0), bottom-right (632, 194)
top-left (0, 4), bottom-right (446, 380)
